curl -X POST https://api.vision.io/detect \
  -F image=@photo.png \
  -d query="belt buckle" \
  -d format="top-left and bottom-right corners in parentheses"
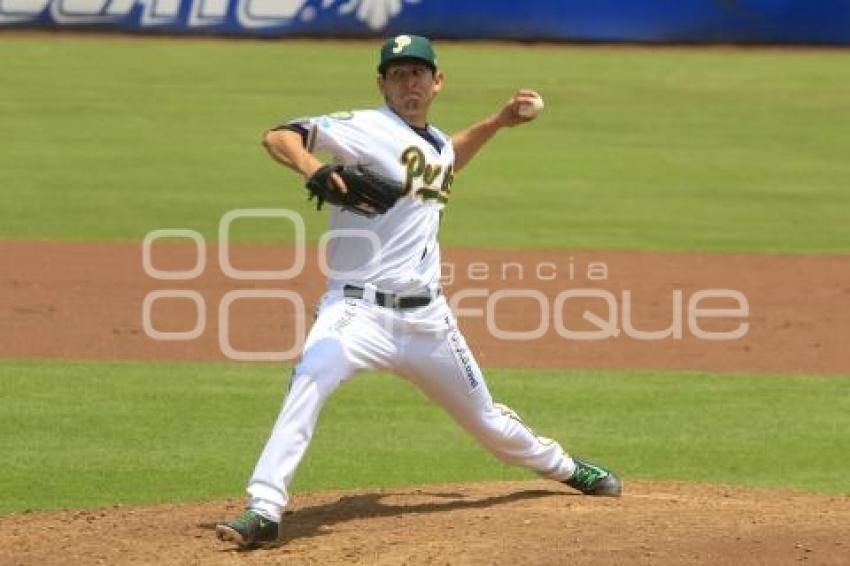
top-left (363, 282), bottom-right (378, 304)
top-left (345, 283), bottom-right (435, 309)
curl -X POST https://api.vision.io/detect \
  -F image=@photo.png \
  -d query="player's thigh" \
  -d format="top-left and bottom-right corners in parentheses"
top-left (397, 327), bottom-right (494, 418)
top-left (298, 294), bottom-right (395, 380)
top-left (397, 331), bottom-right (554, 455)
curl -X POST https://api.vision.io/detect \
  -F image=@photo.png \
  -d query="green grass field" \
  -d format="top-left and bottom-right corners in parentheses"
top-left (2, 360), bottom-right (848, 514)
top-left (2, 36), bottom-right (849, 516)
top-left (2, 37), bottom-right (849, 252)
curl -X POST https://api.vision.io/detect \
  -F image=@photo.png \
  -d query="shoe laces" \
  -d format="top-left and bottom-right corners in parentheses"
top-left (233, 509), bottom-right (268, 529)
top-left (571, 460), bottom-right (607, 488)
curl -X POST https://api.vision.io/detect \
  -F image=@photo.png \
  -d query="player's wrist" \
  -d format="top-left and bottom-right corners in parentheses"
top-left (487, 112), bottom-right (508, 131)
top-left (300, 160), bottom-right (325, 181)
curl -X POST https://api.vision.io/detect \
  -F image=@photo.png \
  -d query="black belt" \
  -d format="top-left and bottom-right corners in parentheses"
top-left (343, 285), bottom-right (439, 309)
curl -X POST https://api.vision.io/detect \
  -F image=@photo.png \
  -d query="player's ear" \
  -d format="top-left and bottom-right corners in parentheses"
top-left (432, 70), bottom-right (445, 94)
top-left (377, 74), bottom-right (386, 94)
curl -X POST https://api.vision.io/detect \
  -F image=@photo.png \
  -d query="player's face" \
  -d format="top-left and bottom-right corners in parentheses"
top-left (378, 62), bottom-right (444, 126)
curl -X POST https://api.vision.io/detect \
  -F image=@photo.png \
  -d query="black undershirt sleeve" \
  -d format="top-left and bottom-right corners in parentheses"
top-left (270, 123), bottom-right (310, 147)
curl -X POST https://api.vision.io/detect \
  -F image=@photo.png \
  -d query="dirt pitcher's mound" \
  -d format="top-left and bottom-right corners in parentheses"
top-left (2, 481), bottom-right (848, 565)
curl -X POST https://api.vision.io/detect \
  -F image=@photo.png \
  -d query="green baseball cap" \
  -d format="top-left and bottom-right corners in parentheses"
top-left (378, 34), bottom-right (437, 74)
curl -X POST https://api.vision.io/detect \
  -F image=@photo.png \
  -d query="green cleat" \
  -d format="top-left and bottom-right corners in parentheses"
top-left (215, 509), bottom-right (279, 548)
top-left (564, 457), bottom-right (623, 497)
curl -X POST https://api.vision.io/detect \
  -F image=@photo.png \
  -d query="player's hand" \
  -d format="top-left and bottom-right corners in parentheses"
top-left (495, 89), bottom-right (541, 128)
top-left (304, 163), bottom-right (348, 194)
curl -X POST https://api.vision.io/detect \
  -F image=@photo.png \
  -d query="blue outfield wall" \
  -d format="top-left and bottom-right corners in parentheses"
top-left (1, 0), bottom-right (849, 45)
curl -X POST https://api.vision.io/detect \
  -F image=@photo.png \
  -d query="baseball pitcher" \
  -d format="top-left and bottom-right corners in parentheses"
top-left (216, 35), bottom-right (622, 549)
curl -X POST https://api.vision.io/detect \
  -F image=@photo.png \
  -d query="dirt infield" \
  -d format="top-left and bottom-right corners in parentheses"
top-left (2, 480), bottom-right (848, 565)
top-left (3, 241), bottom-right (850, 564)
top-left (2, 241), bottom-right (848, 374)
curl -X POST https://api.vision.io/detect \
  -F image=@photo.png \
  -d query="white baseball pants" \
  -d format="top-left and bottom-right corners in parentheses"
top-left (246, 292), bottom-right (576, 522)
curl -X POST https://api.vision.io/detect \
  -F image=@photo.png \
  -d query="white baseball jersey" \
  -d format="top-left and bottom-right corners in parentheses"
top-left (291, 106), bottom-right (455, 294)
top-left (244, 105), bottom-right (577, 523)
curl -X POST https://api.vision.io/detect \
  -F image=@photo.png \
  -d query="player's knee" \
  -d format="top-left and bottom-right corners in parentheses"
top-left (472, 403), bottom-right (533, 449)
top-left (479, 402), bottom-right (524, 435)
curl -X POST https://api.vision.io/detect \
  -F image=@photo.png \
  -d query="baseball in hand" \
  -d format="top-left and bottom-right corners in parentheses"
top-left (518, 92), bottom-right (545, 119)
